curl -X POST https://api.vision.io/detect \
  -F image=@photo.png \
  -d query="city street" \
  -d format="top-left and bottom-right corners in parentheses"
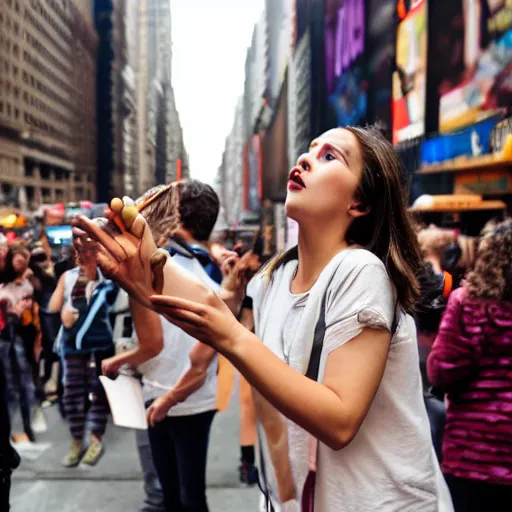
top-left (10, 391), bottom-right (259, 511)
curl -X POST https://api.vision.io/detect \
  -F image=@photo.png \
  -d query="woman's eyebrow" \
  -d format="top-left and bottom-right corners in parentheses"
top-left (322, 141), bottom-right (350, 167)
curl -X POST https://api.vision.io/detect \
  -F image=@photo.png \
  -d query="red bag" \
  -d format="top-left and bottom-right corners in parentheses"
top-left (301, 437), bottom-right (318, 511)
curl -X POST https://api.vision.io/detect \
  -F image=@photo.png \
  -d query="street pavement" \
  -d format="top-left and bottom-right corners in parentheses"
top-left (10, 388), bottom-right (260, 511)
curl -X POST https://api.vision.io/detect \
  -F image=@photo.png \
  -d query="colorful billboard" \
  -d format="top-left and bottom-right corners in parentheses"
top-left (438, 1), bottom-right (512, 133)
top-left (392, 0), bottom-right (428, 143)
top-left (325, 0), bottom-right (367, 127)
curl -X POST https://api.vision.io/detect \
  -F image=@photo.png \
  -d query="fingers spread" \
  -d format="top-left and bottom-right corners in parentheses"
top-left (73, 215), bottom-right (126, 260)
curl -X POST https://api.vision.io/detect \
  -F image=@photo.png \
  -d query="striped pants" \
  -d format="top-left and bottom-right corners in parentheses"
top-left (62, 350), bottom-right (113, 440)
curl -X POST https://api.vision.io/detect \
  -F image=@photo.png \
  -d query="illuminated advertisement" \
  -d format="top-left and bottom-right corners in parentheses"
top-left (325, 0), bottom-right (367, 127)
top-left (325, 0), bottom-right (368, 126)
top-left (438, 0), bottom-right (512, 133)
top-left (392, 0), bottom-right (428, 143)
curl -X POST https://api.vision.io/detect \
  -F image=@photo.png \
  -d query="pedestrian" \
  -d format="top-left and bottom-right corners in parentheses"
top-left (99, 180), bottom-right (226, 512)
top-left (0, 247), bottom-right (41, 442)
top-left (0, 325), bottom-right (20, 512)
top-left (76, 126), bottom-right (454, 511)
top-left (428, 219), bottom-right (512, 512)
top-left (47, 240), bottom-right (117, 467)
top-left (29, 246), bottom-right (59, 405)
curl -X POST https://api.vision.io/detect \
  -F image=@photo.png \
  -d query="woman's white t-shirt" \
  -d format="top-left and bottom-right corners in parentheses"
top-left (249, 248), bottom-right (451, 512)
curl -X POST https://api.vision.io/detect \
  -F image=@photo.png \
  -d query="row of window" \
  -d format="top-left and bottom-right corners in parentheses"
top-left (23, 50), bottom-right (74, 98)
top-left (24, 89), bottom-right (72, 127)
top-left (25, 6), bottom-right (70, 61)
top-left (24, 22), bottom-right (71, 77)
top-left (0, 101), bottom-right (20, 121)
top-left (29, 0), bottom-right (72, 48)
top-left (22, 68), bottom-right (74, 113)
top-left (45, 0), bottom-right (71, 28)
top-left (0, 11), bottom-right (20, 36)
top-left (4, 0), bottom-right (21, 14)
top-left (24, 110), bottom-right (73, 148)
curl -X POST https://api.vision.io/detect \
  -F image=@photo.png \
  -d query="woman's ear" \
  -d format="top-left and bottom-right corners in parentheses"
top-left (348, 202), bottom-right (371, 219)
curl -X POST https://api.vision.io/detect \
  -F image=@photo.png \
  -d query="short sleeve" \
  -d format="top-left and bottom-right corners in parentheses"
top-left (323, 260), bottom-right (395, 355)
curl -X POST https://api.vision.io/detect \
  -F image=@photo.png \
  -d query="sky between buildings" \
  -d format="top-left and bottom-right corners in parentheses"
top-left (171, 0), bottom-right (264, 184)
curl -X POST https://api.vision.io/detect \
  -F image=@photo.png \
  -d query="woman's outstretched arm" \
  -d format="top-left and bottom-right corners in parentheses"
top-left (152, 292), bottom-right (390, 452)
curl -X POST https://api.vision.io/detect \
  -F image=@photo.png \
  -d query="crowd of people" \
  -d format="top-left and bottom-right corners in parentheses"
top-left (0, 126), bottom-right (511, 512)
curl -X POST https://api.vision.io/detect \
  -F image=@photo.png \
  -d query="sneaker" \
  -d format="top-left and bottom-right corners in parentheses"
top-left (80, 440), bottom-right (104, 466)
top-left (239, 460), bottom-right (259, 486)
top-left (62, 439), bottom-right (83, 467)
top-left (31, 407), bottom-right (48, 434)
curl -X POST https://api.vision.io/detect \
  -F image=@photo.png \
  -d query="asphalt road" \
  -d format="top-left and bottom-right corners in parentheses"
top-left (10, 388), bottom-right (260, 512)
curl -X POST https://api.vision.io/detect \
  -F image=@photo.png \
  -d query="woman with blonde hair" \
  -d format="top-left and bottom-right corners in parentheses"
top-left (428, 218), bottom-right (512, 511)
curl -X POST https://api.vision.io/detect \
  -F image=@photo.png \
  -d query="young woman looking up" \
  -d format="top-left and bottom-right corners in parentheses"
top-left (74, 127), bottom-right (453, 511)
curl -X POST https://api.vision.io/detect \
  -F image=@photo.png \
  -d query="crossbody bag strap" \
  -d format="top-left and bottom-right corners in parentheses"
top-left (306, 295), bottom-right (400, 472)
top-left (305, 291), bottom-right (329, 473)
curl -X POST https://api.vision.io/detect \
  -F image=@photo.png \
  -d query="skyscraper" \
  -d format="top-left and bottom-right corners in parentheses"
top-left (0, 0), bottom-right (98, 208)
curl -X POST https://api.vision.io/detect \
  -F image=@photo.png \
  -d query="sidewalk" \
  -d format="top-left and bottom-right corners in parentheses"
top-left (10, 390), bottom-right (260, 511)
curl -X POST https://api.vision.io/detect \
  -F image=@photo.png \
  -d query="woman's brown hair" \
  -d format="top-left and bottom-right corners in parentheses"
top-left (264, 125), bottom-right (423, 313)
top-left (465, 218), bottom-right (512, 301)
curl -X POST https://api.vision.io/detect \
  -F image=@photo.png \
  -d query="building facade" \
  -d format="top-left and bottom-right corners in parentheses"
top-left (0, 0), bottom-right (98, 209)
top-left (138, 0), bottom-right (187, 192)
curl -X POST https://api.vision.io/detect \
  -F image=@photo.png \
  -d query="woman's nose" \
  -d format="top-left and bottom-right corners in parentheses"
top-left (297, 154), bottom-right (311, 171)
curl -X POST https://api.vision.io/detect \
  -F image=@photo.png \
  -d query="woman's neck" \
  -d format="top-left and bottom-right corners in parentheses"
top-left (292, 224), bottom-right (349, 294)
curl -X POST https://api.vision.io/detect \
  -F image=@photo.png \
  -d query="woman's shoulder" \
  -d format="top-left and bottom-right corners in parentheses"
top-left (329, 248), bottom-right (389, 290)
top-left (341, 247), bottom-right (386, 271)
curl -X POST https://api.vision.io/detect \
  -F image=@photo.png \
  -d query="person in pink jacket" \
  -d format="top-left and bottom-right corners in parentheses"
top-left (428, 218), bottom-right (512, 512)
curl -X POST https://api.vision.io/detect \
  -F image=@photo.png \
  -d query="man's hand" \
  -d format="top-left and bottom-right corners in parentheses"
top-left (146, 393), bottom-right (178, 427)
top-left (101, 355), bottom-right (125, 377)
top-left (220, 251), bottom-right (259, 311)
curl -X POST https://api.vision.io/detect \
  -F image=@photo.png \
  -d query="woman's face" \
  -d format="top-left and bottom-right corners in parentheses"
top-left (12, 253), bottom-right (28, 275)
top-left (285, 128), bottom-right (364, 224)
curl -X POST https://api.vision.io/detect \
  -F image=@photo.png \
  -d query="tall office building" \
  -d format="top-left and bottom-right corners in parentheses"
top-left (138, 0), bottom-right (188, 191)
top-left (94, 0), bottom-right (139, 201)
top-left (0, 0), bottom-right (98, 208)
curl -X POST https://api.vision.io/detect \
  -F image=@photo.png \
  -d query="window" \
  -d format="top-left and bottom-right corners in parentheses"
top-left (14, 108), bottom-right (19, 119)
top-left (40, 167), bottom-right (50, 180)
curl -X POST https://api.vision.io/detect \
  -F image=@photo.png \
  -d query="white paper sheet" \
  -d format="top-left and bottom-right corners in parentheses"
top-left (99, 375), bottom-right (148, 430)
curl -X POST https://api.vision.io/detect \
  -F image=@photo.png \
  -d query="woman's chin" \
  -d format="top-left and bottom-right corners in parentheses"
top-left (284, 200), bottom-right (303, 222)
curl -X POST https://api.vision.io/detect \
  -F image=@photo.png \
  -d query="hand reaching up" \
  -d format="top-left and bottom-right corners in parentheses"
top-left (72, 198), bottom-right (168, 308)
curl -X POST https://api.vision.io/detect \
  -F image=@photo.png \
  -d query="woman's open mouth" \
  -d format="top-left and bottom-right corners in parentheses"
top-left (288, 169), bottom-right (306, 190)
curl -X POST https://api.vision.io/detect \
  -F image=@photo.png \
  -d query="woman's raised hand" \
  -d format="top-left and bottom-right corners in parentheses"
top-left (72, 198), bottom-right (168, 308)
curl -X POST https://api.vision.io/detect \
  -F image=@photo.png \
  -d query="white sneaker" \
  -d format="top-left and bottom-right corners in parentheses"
top-left (31, 407), bottom-right (48, 434)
